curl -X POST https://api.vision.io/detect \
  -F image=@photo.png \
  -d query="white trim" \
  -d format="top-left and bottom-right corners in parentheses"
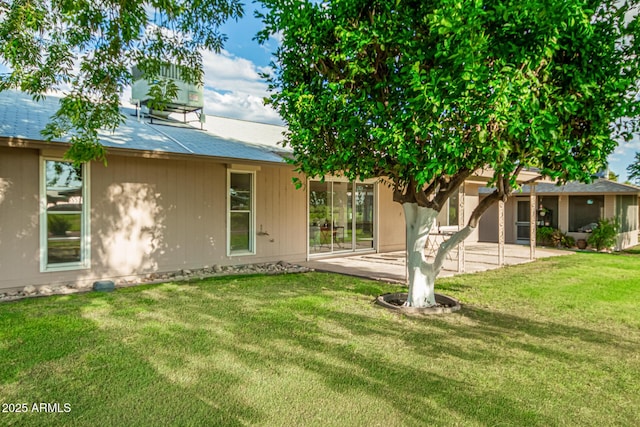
top-left (227, 169), bottom-right (256, 256)
top-left (39, 157), bottom-right (91, 272)
top-left (227, 163), bottom-right (261, 172)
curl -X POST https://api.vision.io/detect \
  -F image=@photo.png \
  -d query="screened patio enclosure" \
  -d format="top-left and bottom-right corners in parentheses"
top-left (308, 180), bottom-right (375, 255)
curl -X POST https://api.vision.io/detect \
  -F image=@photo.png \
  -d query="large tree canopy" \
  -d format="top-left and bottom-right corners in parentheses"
top-left (259, 0), bottom-right (640, 201)
top-left (258, 0), bottom-right (640, 306)
top-left (0, 0), bottom-right (243, 162)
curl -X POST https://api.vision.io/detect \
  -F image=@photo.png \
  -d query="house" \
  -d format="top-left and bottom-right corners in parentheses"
top-left (0, 90), bottom-right (420, 292)
top-left (0, 90), bottom-right (552, 294)
top-left (478, 180), bottom-right (640, 250)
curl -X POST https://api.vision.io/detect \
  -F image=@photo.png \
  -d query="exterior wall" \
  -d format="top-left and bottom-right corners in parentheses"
top-left (478, 195), bottom-right (517, 243)
top-left (0, 147), bottom-right (40, 289)
top-left (558, 195), bottom-right (569, 232)
top-left (377, 181), bottom-right (482, 253)
top-left (617, 230), bottom-right (638, 250)
top-left (617, 195), bottom-right (639, 249)
top-left (0, 146), bottom-right (307, 291)
top-left (464, 183), bottom-right (481, 243)
top-left (376, 183), bottom-right (406, 252)
top-left (604, 195), bottom-right (615, 218)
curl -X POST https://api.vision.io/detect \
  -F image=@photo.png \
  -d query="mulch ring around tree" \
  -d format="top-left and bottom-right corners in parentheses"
top-left (375, 292), bottom-right (461, 315)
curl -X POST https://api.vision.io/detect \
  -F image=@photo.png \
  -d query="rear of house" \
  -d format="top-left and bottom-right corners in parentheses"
top-left (4, 90), bottom-right (581, 294)
top-left (0, 91), bottom-right (409, 293)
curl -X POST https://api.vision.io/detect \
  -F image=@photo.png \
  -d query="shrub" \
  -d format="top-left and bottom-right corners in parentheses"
top-left (561, 234), bottom-right (576, 248)
top-left (536, 227), bottom-right (574, 248)
top-left (587, 218), bottom-right (620, 251)
top-left (551, 229), bottom-right (576, 248)
top-left (536, 227), bottom-right (555, 246)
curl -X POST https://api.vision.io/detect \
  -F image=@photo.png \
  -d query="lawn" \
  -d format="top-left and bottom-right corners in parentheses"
top-left (1, 252), bottom-right (639, 426)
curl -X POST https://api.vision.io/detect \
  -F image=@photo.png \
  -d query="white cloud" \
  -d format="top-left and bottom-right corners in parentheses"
top-left (199, 50), bottom-right (282, 125)
top-left (201, 87), bottom-right (281, 125)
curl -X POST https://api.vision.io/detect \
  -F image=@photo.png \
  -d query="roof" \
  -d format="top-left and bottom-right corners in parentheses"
top-left (480, 179), bottom-right (640, 195)
top-left (0, 90), bottom-right (289, 164)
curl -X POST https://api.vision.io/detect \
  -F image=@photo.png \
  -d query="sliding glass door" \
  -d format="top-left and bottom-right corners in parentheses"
top-left (309, 180), bottom-right (375, 255)
top-left (354, 183), bottom-right (374, 250)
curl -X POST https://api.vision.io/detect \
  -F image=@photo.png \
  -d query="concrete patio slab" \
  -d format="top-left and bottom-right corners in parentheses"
top-left (300, 243), bottom-right (572, 284)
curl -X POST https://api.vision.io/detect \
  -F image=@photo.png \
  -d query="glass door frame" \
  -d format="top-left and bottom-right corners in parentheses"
top-left (515, 198), bottom-right (530, 244)
top-left (307, 177), bottom-right (378, 258)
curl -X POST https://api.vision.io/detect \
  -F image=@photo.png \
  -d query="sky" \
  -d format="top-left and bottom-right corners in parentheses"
top-left (199, 2), bottom-right (640, 181)
top-left (183, 2), bottom-right (283, 126)
top-left (1, 2), bottom-right (639, 181)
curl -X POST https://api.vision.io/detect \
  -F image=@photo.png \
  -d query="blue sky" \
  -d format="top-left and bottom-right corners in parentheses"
top-left (172, 2), bottom-right (283, 125)
top-left (1, 2), bottom-right (638, 181)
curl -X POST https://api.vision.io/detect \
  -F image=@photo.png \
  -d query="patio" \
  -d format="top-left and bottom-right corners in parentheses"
top-left (300, 243), bottom-right (571, 283)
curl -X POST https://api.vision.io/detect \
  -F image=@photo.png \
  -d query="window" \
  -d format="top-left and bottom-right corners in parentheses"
top-left (40, 159), bottom-right (90, 271)
top-left (228, 171), bottom-right (255, 255)
top-left (568, 196), bottom-right (604, 232)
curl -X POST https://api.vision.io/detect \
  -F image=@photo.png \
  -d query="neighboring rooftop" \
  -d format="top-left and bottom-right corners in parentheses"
top-left (480, 179), bottom-right (640, 195)
top-left (0, 90), bottom-right (289, 164)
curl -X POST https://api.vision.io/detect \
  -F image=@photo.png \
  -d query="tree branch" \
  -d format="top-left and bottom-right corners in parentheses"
top-left (433, 225), bottom-right (474, 274)
top-left (432, 168), bottom-right (473, 209)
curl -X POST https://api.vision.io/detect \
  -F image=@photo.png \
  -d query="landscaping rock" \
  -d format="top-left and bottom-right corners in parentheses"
top-left (38, 286), bottom-right (53, 295)
top-left (1, 261), bottom-right (312, 303)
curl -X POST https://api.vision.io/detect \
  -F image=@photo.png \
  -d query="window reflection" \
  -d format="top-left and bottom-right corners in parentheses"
top-left (229, 172), bottom-right (253, 254)
top-left (45, 161), bottom-right (84, 264)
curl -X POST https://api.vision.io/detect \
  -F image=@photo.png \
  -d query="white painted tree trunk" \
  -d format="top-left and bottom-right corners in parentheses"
top-left (402, 203), bottom-right (476, 308)
top-left (403, 203), bottom-right (438, 307)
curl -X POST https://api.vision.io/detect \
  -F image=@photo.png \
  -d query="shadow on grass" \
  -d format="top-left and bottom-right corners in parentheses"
top-left (1, 272), bottom-right (637, 425)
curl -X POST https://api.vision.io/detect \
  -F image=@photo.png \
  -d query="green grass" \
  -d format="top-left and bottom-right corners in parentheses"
top-left (1, 253), bottom-right (640, 426)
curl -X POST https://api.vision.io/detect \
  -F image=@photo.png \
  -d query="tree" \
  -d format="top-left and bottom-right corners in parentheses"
top-left (0, 0), bottom-right (243, 163)
top-left (258, 0), bottom-right (640, 307)
top-left (626, 152), bottom-right (640, 184)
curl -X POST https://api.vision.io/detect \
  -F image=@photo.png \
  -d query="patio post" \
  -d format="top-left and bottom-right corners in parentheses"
top-left (530, 183), bottom-right (537, 260)
top-left (498, 199), bottom-right (505, 267)
top-left (458, 183), bottom-right (465, 273)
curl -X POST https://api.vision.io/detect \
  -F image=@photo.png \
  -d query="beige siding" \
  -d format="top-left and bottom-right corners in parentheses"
top-left (558, 195), bottom-right (569, 232)
top-left (379, 182), bottom-right (482, 251)
top-left (478, 195), bottom-right (517, 243)
top-left (0, 147), bottom-right (307, 291)
top-left (604, 195), bottom-right (615, 219)
top-left (464, 183), bottom-right (481, 242)
top-left (478, 198), bottom-right (499, 242)
top-left (377, 183), bottom-right (405, 252)
top-left (617, 231), bottom-right (638, 250)
top-left (0, 147), bottom-right (40, 288)
top-left (252, 165), bottom-right (307, 261)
